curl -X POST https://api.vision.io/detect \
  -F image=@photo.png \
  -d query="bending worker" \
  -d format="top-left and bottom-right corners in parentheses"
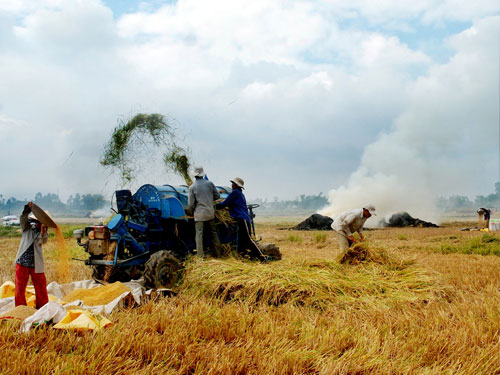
top-left (217, 177), bottom-right (266, 262)
top-left (188, 166), bottom-right (221, 258)
top-left (14, 202), bottom-right (49, 309)
top-left (332, 205), bottom-right (376, 252)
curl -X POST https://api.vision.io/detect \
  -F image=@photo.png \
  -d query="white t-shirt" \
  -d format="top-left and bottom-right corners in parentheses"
top-left (332, 208), bottom-right (367, 235)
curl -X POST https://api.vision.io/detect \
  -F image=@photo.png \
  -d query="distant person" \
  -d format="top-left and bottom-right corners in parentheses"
top-left (14, 202), bottom-right (49, 309)
top-left (478, 208), bottom-right (491, 229)
top-left (484, 209), bottom-right (491, 228)
top-left (332, 205), bottom-right (376, 252)
top-left (217, 177), bottom-right (266, 262)
top-left (188, 166), bottom-right (221, 258)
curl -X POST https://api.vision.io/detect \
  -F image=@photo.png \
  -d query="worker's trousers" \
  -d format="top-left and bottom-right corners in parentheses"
top-left (15, 263), bottom-right (49, 309)
top-left (236, 218), bottom-right (265, 261)
top-left (195, 219), bottom-right (221, 257)
top-left (336, 230), bottom-right (353, 252)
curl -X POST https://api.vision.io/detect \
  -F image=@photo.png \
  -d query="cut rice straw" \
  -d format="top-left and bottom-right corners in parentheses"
top-left (181, 252), bottom-right (448, 310)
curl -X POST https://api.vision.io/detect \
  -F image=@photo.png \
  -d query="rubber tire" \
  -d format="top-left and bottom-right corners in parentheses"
top-left (143, 250), bottom-right (183, 289)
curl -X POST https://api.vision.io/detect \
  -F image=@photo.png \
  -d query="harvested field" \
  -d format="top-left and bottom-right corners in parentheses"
top-left (0, 220), bottom-right (499, 374)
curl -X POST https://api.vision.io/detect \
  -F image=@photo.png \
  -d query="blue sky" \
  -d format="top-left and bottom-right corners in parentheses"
top-left (0, 0), bottom-right (498, 218)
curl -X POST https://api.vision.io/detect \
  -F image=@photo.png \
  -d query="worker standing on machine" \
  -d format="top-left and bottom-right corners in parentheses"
top-left (217, 177), bottom-right (266, 262)
top-left (14, 202), bottom-right (50, 309)
top-left (188, 166), bottom-right (221, 258)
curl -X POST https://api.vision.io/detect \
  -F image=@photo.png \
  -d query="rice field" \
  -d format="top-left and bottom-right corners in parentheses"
top-left (0, 219), bottom-right (499, 374)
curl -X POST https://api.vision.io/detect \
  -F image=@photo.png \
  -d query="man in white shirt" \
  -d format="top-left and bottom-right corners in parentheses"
top-left (331, 205), bottom-right (376, 252)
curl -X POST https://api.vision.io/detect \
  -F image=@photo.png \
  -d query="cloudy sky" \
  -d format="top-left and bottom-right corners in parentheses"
top-left (0, 0), bottom-right (498, 218)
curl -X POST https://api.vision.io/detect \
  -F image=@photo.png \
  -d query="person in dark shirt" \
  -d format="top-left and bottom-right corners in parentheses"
top-left (14, 202), bottom-right (49, 309)
top-left (217, 178), bottom-right (266, 262)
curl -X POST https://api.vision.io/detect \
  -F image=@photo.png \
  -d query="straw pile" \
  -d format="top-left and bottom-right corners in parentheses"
top-left (181, 256), bottom-right (444, 309)
top-left (215, 208), bottom-right (235, 227)
top-left (62, 282), bottom-right (131, 306)
top-left (338, 243), bottom-right (411, 268)
top-left (0, 305), bottom-right (37, 320)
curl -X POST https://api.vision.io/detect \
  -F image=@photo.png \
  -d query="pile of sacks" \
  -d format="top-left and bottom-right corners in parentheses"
top-left (0, 279), bottom-right (148, 332)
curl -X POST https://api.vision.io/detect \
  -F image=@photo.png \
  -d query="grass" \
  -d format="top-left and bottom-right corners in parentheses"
top-left (287, 234), bottom-right (303, 243)
top-left (437, 233), bottom-right (500, 256)
top-left (0, 221), bottom-right (499, 374)
top-left (314, 232), bottom-right (327, 243)
top-left (0, 226), bottom-right (22, 237)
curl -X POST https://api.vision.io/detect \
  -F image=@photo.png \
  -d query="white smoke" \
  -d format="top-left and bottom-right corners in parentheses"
top-left (90, 207), bottom-right (114, 219)
top-left (320, 16), bottom-right (499, 223)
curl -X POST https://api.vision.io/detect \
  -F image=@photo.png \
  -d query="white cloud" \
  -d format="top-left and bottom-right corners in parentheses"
top-left (359, 34), bottom-right (430, 67)
top-left (242, 82), bottom-right (275, 99)
top-left (117, 0), bottom-right (328, 67)
top-left (320, 0), bottom-right (499, 25)
top-left (0, 0), bottom-right (498, 204)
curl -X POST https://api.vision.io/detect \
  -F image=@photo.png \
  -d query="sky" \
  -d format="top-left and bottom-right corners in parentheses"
top-left (0, 0), bottom-right (498, 219)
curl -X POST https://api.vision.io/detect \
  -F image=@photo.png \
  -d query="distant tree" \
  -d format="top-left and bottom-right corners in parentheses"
top-left (437, 195), bottom-right (474, 211)
top-left (33, 192), bottom-right (65, 212)
top-left (67, 194), bottom-right (83, 210)
top-left (81, 194), bottom-right (106, 211)
top-left (252, 193), bottom-right (328, 212)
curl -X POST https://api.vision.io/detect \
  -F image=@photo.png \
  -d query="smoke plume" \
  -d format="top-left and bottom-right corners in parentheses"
top-left (320, 17), bottom-right (499, 223)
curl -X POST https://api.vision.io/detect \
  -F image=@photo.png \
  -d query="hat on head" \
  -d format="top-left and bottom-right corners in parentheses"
top-left (230, 177), bottom-right (245, 189)
top-left (193, 166), bottom-right (206, 178)
top-left (363, 205), bottom-right (376, 215)
top-left (28, 213), bottom-right (40, 225)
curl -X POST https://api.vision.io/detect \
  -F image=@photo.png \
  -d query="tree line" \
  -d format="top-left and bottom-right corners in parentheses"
top-left (252, 193), bottom-right (329, 212)
top-left (0, 192), bottom-right (106, 216)
top-left (437, 182), bottom-right (500, 211)
top-left (2, 181), bottom-right (498, 217)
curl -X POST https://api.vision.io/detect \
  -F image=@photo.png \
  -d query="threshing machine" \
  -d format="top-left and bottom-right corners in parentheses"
top-left (73, 184), bottom-right (260, 289)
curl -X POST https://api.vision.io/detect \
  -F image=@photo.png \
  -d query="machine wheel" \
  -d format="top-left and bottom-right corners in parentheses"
top-left (143, 250), bottom-right (183, 289)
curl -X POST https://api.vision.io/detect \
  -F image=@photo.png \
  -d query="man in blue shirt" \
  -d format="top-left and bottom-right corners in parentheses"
top-left (217, 178), bottom-right (266, 262)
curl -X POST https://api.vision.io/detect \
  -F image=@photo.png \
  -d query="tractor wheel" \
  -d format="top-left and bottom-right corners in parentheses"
top-left (143, 250), bottom-right (183, 289)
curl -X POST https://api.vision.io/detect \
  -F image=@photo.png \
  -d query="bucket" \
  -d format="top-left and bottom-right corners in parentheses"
top-left (489, 219), bottom-right (500, 232)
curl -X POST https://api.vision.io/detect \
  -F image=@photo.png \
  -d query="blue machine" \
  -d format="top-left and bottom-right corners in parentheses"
top-left (75, 184), bottom-right (241, 288)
